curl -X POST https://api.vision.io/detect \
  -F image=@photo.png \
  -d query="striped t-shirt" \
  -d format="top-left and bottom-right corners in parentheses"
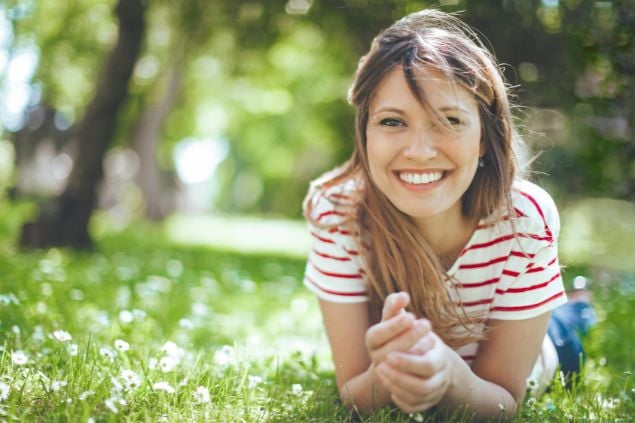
top-left (303, 178), bottom-right (567, 385)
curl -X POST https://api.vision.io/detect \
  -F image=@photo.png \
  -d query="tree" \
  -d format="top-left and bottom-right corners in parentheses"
top-left (20, 0), bottom-right (145, 249)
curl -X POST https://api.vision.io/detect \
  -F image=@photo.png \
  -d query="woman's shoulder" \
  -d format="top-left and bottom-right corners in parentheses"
top-left (304, 176), bottom-right (360, 227)
top-left (510, 179), bottom-right (560, 238)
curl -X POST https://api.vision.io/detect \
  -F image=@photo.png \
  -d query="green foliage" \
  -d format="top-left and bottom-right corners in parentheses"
top-left (466, 1), bottom-right (635, 201)
top-left (3, 0), bottom-right (635, 217)
top-left (4, 0), bottom-right (116, 116)
top-left (560, 197), bottom-right (635, 272)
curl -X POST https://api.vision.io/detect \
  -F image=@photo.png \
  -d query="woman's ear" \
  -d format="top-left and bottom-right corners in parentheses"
top-left (479, 139), bottom-right (486, 158)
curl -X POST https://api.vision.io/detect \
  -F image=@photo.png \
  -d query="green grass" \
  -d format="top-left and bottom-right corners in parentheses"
top-left (0, 202), bottom-right (634, 421)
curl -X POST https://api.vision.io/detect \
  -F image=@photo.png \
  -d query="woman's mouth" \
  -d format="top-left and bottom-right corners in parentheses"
top-left (397, 171), bottom-right (445, 185)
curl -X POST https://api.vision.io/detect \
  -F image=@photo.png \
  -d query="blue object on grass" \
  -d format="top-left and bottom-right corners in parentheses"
top-left (547, 296), bottom-right (597, 380)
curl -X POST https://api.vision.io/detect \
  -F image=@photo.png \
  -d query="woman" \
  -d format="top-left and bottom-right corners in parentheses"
top-left (302, 9), bottom-right (594, 419)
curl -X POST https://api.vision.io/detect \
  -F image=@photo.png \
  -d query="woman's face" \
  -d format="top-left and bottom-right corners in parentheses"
top-left (366, 66), bottom-right (484, 226)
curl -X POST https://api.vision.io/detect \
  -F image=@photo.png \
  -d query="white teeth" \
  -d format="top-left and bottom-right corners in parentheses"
top-left (399, 171), bottom-right (443, 185)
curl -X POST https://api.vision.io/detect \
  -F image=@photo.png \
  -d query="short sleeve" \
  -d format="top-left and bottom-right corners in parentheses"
top-left (489, 182), bottom-right (567, 320)
top-left (302, 187), bottom-right (368, 303)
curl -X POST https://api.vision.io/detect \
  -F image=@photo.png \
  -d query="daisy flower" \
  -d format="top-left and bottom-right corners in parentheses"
top-left (193, 386), bottom-right (210, 403)
top-left (53, 330), bottom-right (72, 342)
top-left (0, 381), bottom-right (10, 401)
top-left (153, 381), bottom-right (176, 394)
top-left (114, 339), bottom-right (130, 353)
top-left (11, 350), bottom-right (28, 366)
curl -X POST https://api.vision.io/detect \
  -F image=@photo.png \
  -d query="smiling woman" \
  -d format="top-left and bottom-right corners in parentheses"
top-left (366, 67), bottom-right (483, 237)
top-left (301, 8), bottom-right (595, 420)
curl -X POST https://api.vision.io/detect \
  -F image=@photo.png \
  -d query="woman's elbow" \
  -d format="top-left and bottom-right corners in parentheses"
top-left (338, 385), bottom-right (363, 412)
top-left (337, 384), bottom-right (381, 414)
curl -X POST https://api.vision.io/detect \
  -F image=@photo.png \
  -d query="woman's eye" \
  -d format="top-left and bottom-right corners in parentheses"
top-left (379, 118), bottom-right (404, 127)
top-left (446, 116), bottom-right (462, 126)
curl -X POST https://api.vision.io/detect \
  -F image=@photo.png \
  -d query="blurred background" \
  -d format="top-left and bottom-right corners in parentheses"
top-left (0, 0), bottom-right (633, 274)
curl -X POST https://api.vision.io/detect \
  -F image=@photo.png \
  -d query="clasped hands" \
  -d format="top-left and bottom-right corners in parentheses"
top-left (365, 292), bottom-right (455, 414)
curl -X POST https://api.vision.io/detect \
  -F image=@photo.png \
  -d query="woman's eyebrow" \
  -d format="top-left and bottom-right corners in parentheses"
top-left (370, 106), bottom-right (406, 116)
top-left (438, 105), bottom-right (470, 113)
top-left (372, 105), bottom-right (471, 116)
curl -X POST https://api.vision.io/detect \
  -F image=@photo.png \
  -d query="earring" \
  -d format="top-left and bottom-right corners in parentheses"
top-left (478, 157), bottom-right (485, 168)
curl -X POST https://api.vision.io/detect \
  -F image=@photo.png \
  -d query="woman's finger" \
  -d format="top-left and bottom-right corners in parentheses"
top-left (408, 324), bottom-right (435, 355)
top-left (365, 312), bottom-right (415, 351)
top-left (388, 363), bottom-right (447, 396)
top-left (376, 362), bottom-right (429, 399)
top-left (371, 319), bottom-right (430, 361)
top-left (385, 344), bottom-right (443, 379)
top-left (378, 363), bottom-right (447, 412)
top-left (381, 292), bottom-right (410, 321)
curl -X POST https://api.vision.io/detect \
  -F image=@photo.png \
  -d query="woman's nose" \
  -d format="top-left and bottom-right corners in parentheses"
top-left (403, 130), bottom-right (437, 160)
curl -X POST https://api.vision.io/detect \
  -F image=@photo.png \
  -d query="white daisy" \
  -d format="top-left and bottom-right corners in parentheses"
top-left (159, 356), bottom-right (178, 373)
top-left (104, 397), bottom-right (118, 413)
top-left (178, 318), bottom-right (194, 330)
top-left (52, 330), bottom-right (72, 342)
top-left (247, 375), bottom-right (262, 389)
top-left (118, 310), bottom-right (134, 324)
top-left (153, 381), bottom-right (176, 394)
top-left (51, 380), bottom-right (67, 392)
top-left (79, 390), bottom-right (95, 401)
top-left (99, 347), bottom-right (116, 362)
top-left (69, 343), bottom-right (79, 356)
top-left (0, 381), bottom-right (10, 401)
top-left (213, 345), bottom-right (236, 368)
top-left (120, 370), bottom-right (141, 391)
top-left (161, 341), bottom-right (184, 359)
top-left (192, 386), bottom-right (210, 403)
top-left (114, 339), bottom-right (130, 353)
top-left (11, 350), bottom-right (28, 365)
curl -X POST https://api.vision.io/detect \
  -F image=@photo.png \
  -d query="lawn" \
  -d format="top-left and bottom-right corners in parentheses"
top-left (0, 202), bottom-right (633, 421)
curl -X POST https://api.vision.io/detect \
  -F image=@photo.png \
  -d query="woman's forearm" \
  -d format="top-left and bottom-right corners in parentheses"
top-left (339, 350), bottom-right (520, 418)
top-left (339, 364), bottom-right (393, 412)
top-left (439, 352), bottom-right (519, 419)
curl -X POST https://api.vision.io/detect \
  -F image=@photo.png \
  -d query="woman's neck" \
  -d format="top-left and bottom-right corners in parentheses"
top-left (414, 209), bottom-right (478, 268)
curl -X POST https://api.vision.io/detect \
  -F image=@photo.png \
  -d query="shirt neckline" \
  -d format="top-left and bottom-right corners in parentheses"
top-left (446, 217), bottom-right (486, 277)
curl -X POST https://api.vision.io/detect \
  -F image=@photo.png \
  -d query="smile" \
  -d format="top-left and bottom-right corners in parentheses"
top-left (398, 171), bottom-right (445, 185)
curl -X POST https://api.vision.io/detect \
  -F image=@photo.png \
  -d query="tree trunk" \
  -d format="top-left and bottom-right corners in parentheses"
top-left (20, 0), bottom-right (145, 249)
top-left (132, 63), bottom-right (183, 221)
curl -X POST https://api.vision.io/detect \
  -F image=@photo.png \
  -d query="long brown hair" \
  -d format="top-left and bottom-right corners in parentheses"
top-left (305, 10), bottom-right (524, 348)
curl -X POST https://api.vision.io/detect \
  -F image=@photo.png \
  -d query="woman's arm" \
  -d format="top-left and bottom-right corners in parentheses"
top-left (318, 293), bottom-right (428, 412)
top-left (318, 299), bottom-right (387, 411)
top-left (376, 312), bottom-right (551, 419)
top-left (450, 313), bottom-right (552, 415)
